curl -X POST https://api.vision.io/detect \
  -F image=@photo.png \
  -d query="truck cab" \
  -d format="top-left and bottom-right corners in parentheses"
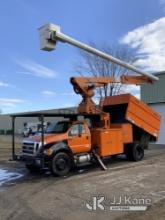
top-left (21, 120), bottom-right (91, 176)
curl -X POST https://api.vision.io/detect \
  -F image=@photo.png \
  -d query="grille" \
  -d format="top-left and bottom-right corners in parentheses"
top-left (22, 142), bottom-right (35, 155)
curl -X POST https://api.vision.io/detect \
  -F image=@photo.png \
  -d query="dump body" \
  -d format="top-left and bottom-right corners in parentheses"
top-left (103, 94), bottom-right (161, 139)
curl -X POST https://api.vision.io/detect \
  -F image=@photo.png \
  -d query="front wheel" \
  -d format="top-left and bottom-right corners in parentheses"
top-left (50, 152), bottom-right (71, 176)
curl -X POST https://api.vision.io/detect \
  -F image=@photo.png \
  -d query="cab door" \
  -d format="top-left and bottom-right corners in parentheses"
top-left (68, 123), bottom-right (91, 154)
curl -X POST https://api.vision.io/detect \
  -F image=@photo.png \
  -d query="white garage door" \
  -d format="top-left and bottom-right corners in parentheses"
top-left (150, 103), bottom-right (165, 144)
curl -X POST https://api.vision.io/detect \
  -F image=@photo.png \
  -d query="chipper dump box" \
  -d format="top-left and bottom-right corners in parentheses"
top-left (90, 93), bottom-right (161, 159)
top-left (103, 93), bottom-right (161, 141)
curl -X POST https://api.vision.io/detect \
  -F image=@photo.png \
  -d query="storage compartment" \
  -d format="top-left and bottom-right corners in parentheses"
top-left (110, 123), bottom-right (133, 143)
top-left (91, 128), bottom-right (123, 157)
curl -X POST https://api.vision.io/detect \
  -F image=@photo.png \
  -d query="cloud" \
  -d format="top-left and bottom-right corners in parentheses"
top-left (0, 81), bottom-right (11, 87)
top-left (120, 85), bottom-right (140, 99)
top-left (15, 58), bottom-right (57, 79)
top-left (120, 17), bottom-right (165, 72)
top-left (0, 98), bottom-right (25, 107)
top-left (42, 90), bottom-right (56, 98)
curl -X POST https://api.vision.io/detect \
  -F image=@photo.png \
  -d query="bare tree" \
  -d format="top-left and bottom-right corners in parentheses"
top-left (74, 43), bottom-right (136, 100)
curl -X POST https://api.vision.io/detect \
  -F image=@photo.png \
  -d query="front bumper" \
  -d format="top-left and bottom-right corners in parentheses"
top-left (20, 154), bottom-right (45, 168)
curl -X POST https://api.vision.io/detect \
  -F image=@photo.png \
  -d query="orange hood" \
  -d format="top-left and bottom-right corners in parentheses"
top-left (27, 133), bottom-right (68, 144)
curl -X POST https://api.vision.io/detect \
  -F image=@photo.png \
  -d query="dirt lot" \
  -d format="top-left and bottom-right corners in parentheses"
top-left (0, 135), bottom-right (165, 220)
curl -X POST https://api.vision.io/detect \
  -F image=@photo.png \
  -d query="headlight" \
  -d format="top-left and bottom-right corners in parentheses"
top-left (43, 148), bottom-right (53, 156)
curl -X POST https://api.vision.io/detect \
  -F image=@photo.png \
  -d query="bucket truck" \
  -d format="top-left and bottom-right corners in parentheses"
top-left (19, 23), bottom-right (161, 176)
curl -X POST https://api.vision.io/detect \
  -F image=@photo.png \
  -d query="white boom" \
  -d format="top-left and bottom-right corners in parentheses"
top-left (38, 23), bottom-right (158, 81)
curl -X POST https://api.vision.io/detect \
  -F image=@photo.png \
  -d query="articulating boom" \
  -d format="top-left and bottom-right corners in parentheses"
top-left (70, 75), bottom-right (153, 128)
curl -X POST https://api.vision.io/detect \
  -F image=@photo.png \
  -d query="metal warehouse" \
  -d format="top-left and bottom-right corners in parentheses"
top-left (141, 71), bottom-right (165, 144)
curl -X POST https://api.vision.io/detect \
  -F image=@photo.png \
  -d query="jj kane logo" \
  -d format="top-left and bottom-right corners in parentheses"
top-left (85, 195), bottom-right (151, 211)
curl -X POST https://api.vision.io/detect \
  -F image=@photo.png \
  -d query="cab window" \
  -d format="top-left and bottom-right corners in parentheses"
top-left (46, 121), bottom-right (71, 134)
top-left (69, 124), bottom-right (86, 136)
top-left (69, 124), bottom-right (79, 136)
top-left (79, 124), bottom-right (86, 134)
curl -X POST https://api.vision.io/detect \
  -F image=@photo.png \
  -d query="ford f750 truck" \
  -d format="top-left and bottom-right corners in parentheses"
top-left (14, 23), bottom-right (161, 176)
top-left (21, 93), bottom-right (161, 176)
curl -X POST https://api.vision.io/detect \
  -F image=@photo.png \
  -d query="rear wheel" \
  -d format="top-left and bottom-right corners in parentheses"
top-left (51, 152), bottom-right (71, 176)
top-left (125, 142), bottom-right (144, 162)
top-left (132, 143), bottom-right (144, 161)
top-left (140, 134), bottom-right (150, 149)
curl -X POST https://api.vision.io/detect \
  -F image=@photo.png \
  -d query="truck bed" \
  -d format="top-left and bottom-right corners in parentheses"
top-left (103, 94), bottom-right (161, 139)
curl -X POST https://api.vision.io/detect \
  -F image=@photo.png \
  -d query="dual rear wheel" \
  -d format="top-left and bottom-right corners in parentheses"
top-left (125, 142), bottom-right (144, 161)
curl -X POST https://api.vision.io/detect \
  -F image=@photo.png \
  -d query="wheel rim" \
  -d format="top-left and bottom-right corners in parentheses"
top-left (52, 152), bottom-right (71, 176)
top-left (56, 157), bottom-right (68, 171)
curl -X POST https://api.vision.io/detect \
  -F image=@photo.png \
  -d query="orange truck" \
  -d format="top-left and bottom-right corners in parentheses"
top-left (16, 23), bottom-right (161, 176)
top-left (20, 84), bottom-right (161, 176)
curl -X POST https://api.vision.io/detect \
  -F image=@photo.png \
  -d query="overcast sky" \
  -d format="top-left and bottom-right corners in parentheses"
top-left (0, 0), bottom-right (165, 113)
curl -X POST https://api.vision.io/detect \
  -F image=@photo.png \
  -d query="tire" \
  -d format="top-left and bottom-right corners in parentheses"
top-left (140, 134), bottom-right (150, 149)
top-left (132, 143), bottom-right (144, 161)
top-left (50, 152), bottom-right (71, 176)
top-left (125, 143), bottom-right (144, 162)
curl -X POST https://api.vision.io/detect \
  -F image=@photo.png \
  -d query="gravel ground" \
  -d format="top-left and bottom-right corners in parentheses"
top-left (0, 136), bottom-right (165, 220)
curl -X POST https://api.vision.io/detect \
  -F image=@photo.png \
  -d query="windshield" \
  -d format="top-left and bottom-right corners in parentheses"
top-left (46, 121), bottom-right (71, 134)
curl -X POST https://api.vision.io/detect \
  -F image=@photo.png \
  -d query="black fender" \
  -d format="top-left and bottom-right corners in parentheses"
top-left (45, 141), bottom-right (73, 158)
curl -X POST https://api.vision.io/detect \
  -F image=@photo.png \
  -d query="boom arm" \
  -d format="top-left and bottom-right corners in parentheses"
top-left (38, 23), bottom-right (158, 81)
top-left (70, 75), bottom-right (152, 114)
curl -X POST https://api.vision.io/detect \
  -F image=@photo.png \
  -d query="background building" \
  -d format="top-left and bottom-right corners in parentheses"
top-left (141, 71), bottom-right (165, 144)
top-left (0, 107), bottom-right (77, 134)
